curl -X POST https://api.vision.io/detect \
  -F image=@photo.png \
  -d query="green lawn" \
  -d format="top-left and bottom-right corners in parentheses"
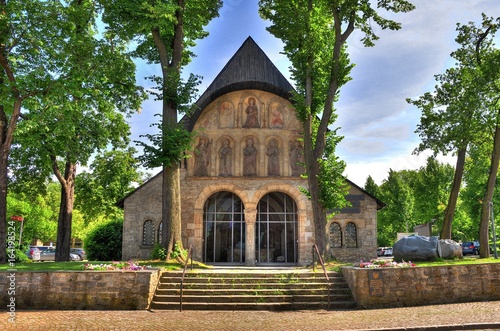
top-left (1, 256), bottom-right (498, 272)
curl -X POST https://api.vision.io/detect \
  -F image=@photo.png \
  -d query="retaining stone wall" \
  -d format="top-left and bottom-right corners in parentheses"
top-left (342, 263), bottom-right (500, 309)
top-left (0, 270), bottom-right (160, 310)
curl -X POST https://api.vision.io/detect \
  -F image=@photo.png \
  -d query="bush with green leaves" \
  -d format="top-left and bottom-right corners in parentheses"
top-left (85, 218), bottom-right (123, 261)
top-left (150, 243), bottom-right (167, 260)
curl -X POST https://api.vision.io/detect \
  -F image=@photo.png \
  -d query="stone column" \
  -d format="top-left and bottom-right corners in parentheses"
top-left (244, 209), bottom-right (257, 267)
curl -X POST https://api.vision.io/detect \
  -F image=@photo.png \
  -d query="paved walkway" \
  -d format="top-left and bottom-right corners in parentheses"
top-left (2, 301), bottom-right (500, 330)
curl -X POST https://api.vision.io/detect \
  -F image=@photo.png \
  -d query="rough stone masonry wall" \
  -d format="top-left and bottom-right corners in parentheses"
top-left (342, 263), bottom-right (500, 309)
top-left (0, 270), bottom-right (160, 310)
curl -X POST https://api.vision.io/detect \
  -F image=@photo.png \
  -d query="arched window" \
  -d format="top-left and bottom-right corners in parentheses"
top-left (329, 222), bottom-right (342, 248)
top-left (345, 222), bottom-right (357, 248)
top-left (204, 192), bottom-right (245, 263)
top-left (256, 192), bottom-right (298, 263)
top-left (143, 220), bottom-right (155, 246)
top-left (157, 222), bottom-right (163, 244)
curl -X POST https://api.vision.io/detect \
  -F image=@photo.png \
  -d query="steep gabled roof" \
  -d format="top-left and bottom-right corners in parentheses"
top-left (182, 36), bottom-right (295, 131)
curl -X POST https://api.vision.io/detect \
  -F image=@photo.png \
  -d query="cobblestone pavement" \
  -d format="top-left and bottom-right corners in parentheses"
top-left (1, 301), bottom-right (500, 331)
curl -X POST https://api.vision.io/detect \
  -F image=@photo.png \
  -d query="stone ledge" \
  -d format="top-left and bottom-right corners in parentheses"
top-left (0, 270), bottom-right (160, 310)
top-left (342, 263), bottom-right (500, 309)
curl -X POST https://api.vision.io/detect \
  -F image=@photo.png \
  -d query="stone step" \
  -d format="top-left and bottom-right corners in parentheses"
top-left (150, 300), bottom-right (357, 311)
top-left (150, 270), bottom-right (357, 311)
top-left (153, 293), bottom-right (355, 303)
top-left (158, 282), bottom-right (349, 289)
top-left (155, 287), bottom-right (353, 296)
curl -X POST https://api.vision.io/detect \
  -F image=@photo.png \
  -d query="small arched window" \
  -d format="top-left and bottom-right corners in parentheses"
top-left (157, 222), bottom-right (163, 244)
top-left (143, 220), bottom-right (155, 246)
top-left (329, 222), bottom-right (342, 248)
top-left (345, 222), bottom-right (357, 248)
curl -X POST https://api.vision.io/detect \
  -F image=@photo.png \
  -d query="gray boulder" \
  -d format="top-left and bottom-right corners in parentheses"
top-left (438, 239), bottom-right (463, 259)
top-left (393, 235), bottom-right (439, 261)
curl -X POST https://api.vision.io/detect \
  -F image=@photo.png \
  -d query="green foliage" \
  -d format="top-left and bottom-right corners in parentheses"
top-left (318, 130), bottom-right (349, 211)
top-left (170, 242), bottom-right (187, 260)
top-left (135, 117), bottom-right (194, 168)
top-left (75, 148), bottom-right (144, 223)
top-left (6, 186), bottom-right (59, 245)
top-left (85, 219), bottom-right (123, 261)
top-left (14, 248), bottom-right (31, 263)
top-left (150, 243), bottom-right (167, 260)
top-left (364, 176), bottom-right (380, 198)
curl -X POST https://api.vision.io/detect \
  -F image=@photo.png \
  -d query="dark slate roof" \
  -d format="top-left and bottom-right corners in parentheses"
top-left (181, 36), bottom-right (295, 132)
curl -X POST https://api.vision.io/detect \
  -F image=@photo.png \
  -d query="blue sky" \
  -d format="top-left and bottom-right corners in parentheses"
top-left (130, 0), bottom-right (500, 186)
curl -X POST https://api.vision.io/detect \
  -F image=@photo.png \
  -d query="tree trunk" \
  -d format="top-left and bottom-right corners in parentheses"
top-left (479, 124), bottom-right (500, 257)
top-left (155, 0), bottom-right (185, 259)
top-left (162, 163), bottom-right (182, 257)
top-left (0, 145), bottom-right (8, 264)
top-left (0, 99), bottom-right (22, 264)
top-left (440, 146), bottom-right (467, 239)
top-left (54, 160), bottom-right (76, 261)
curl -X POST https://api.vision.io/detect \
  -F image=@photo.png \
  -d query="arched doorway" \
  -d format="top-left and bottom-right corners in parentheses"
top-left (256, 192), bottom-right (298, 264)
top-left (203, 191), bottom-right (245, 263)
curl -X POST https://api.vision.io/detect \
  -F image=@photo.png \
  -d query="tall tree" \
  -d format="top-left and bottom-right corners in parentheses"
top-left (10, 1), bottom-right (145, 261)
top-left (259, 0), bottom-right (415, 256)
top-left (462, 17), bottom-right (500, 258)
top-left (0, 0), bottom-right (71, 263)
top-left (377, 169), bottom-right (415, 245)
top-left (99, 0), bottom-right (221, 259)
top-left (408, 15), bottom-right (500, 257)
top-left (411, 157), bottom-right (454, 234)
top-left (364, 176), bottom-right (380, 198)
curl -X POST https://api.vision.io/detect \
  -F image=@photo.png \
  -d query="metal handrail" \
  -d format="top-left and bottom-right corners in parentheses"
top-left (179, 244), bottom-right (194, 312)
top-left (312, 244), bottom-right (331, 309)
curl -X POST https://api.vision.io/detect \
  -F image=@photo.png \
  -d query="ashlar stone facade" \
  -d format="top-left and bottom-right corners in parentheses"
top-left (120, 37), bottom-right (384, 265)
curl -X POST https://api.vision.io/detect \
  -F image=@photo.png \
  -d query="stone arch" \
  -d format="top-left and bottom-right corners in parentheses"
top-left (251, 183), bottom-right (307, 212)
top-left (192, 183), bottom-right (252, 263)
top-left (194, 183), bottom-right (250, 211)
top-left (252, 183), bottom-right (308, 264)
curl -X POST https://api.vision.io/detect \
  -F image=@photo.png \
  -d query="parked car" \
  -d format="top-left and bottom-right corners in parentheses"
top-left (377, 247), bottom-right (393, 257)
top-left (26, 247), bottom-right (41, 260)
top-left (462, 241), bottom-right (480, 255)
top-left (38, 247), bottom-right (80, 261)
top-left (70, 248), bottom-right (87, 261)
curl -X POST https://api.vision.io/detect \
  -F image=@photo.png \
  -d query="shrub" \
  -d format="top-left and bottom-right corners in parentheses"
top-left (85, 218), bottom-right (123, 261)
top-left (150, 243), bottom-right (167, 260)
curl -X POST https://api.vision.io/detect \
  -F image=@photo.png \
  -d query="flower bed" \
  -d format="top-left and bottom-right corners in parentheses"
top-left (84, 260), bottom-right (149, 271)
top-left (354, 258), bottom-right (416, 268)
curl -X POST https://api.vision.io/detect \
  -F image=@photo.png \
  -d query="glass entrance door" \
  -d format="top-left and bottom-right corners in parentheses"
top-left (256, 192), bottom-right (297, 264)
top-left (203, 192), bottom-right (245, 263)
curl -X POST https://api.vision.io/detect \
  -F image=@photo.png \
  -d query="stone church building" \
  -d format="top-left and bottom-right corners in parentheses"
top-left (119, 37), bottom-right (384, 265)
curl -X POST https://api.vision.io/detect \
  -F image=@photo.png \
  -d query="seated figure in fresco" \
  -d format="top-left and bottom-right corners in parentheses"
top-left (289, 140), bottom-right (305, 176)
top-left (218, 138), bottom-right (232, 176)
top-left (194, 137), bottom-right (211, 176)
top-left (219, 101), bottom-right (234, 128)
top-left (243, 138), bottom-right (257, 176)
top-left (266, 139), bottom-right (280, 176)
top-left (269, 103), bottom-right (284, 128)
top-left (242, 97), bottom-right (260, 128)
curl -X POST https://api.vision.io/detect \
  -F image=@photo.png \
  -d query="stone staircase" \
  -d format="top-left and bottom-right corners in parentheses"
top-left (149, 268), bottom-right (357, 311)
